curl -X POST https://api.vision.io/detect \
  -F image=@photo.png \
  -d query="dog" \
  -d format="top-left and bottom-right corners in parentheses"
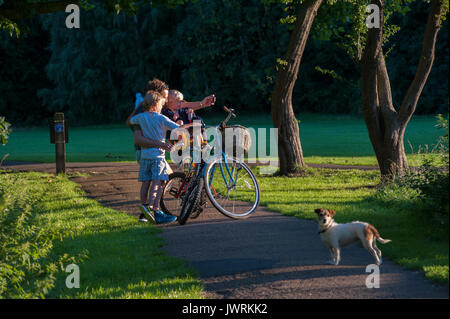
top-left (314, 208), bottom-right (391, 266)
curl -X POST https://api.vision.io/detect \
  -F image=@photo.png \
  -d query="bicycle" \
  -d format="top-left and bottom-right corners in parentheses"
top-left (160, 106), bottom-right (260, 225)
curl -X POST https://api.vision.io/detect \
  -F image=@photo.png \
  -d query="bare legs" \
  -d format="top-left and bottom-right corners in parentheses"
top-left (140, 181), bottom-right (151, 205)
top-left (140, 180), bottom-right (166, 210)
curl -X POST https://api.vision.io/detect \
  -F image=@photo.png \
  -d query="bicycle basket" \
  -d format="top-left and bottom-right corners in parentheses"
top-left (221, 125), bottom-right (252, 157)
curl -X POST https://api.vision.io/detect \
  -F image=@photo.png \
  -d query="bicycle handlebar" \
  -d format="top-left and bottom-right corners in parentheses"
top-left (221, 106), bottom-right (236, 127)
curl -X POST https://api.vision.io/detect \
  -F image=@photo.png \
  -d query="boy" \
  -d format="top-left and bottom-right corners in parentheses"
top-left (127, 79), bottom-right (173, 223)
top-left (129, 79), bottom-right (172, 164)
top-left (127, 91), bottom-right (180, 225)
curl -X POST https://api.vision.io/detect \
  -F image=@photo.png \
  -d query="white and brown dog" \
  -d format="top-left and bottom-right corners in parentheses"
top-left (314, 208), bottom-right (391, 266)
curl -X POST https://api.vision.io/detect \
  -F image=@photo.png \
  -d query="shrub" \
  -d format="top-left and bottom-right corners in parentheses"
top-left (0, 173), bottom-right (78, 298)
top-left (0, 116), bottom-right (11, 146)
top-left (374, 115), bottom-right (449, 234)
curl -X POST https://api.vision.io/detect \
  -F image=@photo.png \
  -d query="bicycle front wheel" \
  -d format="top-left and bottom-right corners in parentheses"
top-left (178, 177), bottom-right (203, 225)
top-left (204, 157), bottom-right (260, 219)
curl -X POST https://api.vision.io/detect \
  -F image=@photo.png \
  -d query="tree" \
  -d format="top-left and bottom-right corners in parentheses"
top-left (173, 0), bottom-right (290, 109)
top-left (38, 3), bottom-right (180, 123)
top-left (0, 0), bottom-right (185, 35)
top-left (270, 0), bottom-right (323, 175)
top-left (360, 0), bottom-right (448, 178)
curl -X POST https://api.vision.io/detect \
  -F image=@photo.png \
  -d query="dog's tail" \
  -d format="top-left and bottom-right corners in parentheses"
top-left (377, 237), bottom-right (392, 244)
top-left (367, 225), bottom-right (392, 244)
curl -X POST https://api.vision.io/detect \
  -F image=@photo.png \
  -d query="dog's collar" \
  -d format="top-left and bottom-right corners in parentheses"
top-left (318, 229), bottom-right (328, 234)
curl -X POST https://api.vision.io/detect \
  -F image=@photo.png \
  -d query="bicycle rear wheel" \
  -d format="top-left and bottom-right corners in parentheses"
top-left (204, 156), bottom-right (259, 219)
top-left (160, 172), bottom-right (186, 217)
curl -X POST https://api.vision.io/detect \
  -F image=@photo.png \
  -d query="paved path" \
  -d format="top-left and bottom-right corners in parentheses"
top-left (4, 162), bottom-right (448, 299)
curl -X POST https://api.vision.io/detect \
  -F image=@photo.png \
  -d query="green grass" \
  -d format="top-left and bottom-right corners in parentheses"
top-left (1, 114), bottom-right (443, 165)
top-left (0, 171), bottom-right (203, 299)
top-left (250, 167), bottom-right (449, 285)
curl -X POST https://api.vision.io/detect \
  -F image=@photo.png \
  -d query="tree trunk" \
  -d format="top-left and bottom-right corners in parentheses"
top-left (375, 50), bottom-right (409, 176)
top-left (360, 0), bottom-right (445, 179)
top-left (271, 0), bottom-right (323, 175)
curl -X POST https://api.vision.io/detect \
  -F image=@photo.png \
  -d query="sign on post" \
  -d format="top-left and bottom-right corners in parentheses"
top-left (49, 112), bottom-right (67, 174)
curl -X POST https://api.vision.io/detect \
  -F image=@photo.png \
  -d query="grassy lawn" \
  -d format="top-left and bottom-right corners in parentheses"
top-left (0, 171), bottom-right (203, 298)
top-left (1, 113), bottom-right (443, 165)
top-left (251, 167), bottom-right (449, 285)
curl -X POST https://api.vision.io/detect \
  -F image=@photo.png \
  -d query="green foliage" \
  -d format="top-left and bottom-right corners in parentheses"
top-left (172, 0), bottom-right (289, 109)
top-left (306, 0), bottom-right (449, 114)
top-left (384, 1), bottom-right (449, 114)
top-left (0, 116), bottom-right (11, 145)
top-left (0, 0), bottom-right (448, 124)
top-left (436, 114), bottom-right (449, 154)
top-left (0, 16), bottom-right (52, 126)
top-left (0, 17), bottom-right (20, 37)
top-left (0, 173), bottom-right (82, 298)
top-left (38, 4), bottom-right (154, 123)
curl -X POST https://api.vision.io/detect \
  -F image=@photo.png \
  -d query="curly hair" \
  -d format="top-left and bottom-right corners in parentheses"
top-left (145, 78), bottom-right (168, 93)
top-left (142, 91), bottom-right (164, 111)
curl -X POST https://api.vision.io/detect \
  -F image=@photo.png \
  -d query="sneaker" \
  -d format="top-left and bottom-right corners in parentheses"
top-left (153, 210), bottom-right (177, 225)
top-left (138, 213), bottom-right (148, 223)
top-left (139, 205), bottom-right (155, 224)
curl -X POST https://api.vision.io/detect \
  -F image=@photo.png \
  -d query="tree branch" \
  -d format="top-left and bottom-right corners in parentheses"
top-left (271, 0), bottom-right (323, 127)
top-left (360, 0), bottom-right (384, 121)
top-left (376, 51), bottom-right (394, 112)
top-left (398, 0), bottom-right (445, 125)
top-left (360, 0), bottom-right (384, 163)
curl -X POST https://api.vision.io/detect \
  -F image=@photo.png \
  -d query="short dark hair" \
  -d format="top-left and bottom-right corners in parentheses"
top-left (146, 78), bottom-right (168, 93)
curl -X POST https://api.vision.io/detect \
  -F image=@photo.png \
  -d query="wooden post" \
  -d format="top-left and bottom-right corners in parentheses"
top-left (53, 112), bottom-right (66, 174)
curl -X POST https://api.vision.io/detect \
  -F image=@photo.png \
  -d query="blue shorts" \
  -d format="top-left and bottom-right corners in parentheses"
top-left (138, 158), bottom-right (169, 182)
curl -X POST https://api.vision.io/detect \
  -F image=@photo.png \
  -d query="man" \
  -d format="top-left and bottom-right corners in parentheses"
top-left (163, 90), bottom-right (215, 126)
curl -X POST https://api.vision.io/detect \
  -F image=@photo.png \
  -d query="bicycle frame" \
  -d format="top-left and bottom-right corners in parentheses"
top-left (174, 107), bottom-right (241, 199)
top-left (195, 112), bottom-right (240, 188)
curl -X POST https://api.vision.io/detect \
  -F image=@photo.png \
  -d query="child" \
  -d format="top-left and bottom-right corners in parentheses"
top-left (126, 79), bottom-right (172, 223)
top-left (127, 91), bottom-right (180, 225)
